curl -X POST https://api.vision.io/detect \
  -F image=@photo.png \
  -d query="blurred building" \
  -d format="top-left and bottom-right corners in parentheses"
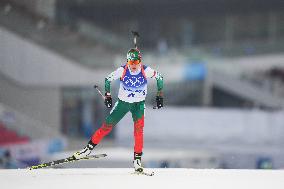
top-left (55, 0), bottom-right (284, 52)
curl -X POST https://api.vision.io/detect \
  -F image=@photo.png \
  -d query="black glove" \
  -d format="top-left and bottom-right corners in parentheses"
top-left (156, 95), bottom-right (163, 109)
top-left (104, 92), bottom-right (112, 108)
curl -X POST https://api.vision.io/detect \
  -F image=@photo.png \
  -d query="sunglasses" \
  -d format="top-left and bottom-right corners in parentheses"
top-left (128, 60), bottom-right (141, 65)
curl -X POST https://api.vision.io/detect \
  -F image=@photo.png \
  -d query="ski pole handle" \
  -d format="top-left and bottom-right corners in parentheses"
top-left (93, 85), bottom-right (105, 100)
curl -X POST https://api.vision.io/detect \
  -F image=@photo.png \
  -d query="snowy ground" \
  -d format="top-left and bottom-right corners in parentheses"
top-left (0, 168), bottom-right (284, 189)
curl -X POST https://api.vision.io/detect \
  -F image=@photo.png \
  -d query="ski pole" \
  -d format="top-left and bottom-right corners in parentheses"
top-left (93, 85), bottom-right (105, 100)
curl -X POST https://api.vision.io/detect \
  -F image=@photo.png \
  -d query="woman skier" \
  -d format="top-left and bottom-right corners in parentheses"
top-left (73, 48), bottom-right (164, 173)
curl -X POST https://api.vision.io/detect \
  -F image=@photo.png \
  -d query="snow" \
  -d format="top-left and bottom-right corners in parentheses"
top-left (0, 168), bottom-right (283, 189)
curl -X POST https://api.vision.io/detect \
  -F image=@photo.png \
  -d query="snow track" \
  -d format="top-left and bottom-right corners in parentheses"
top-left (0, 168), bottom-right (283, 189)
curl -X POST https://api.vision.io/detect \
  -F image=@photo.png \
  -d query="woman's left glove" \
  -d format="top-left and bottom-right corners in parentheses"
top-left (156, 93), bottom-right (163, 109)
top-left (104, 92), bottom-right (112, 108)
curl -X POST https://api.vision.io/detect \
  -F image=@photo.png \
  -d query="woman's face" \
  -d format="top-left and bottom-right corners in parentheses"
top-left (128, 60), bottom-right (141, 72)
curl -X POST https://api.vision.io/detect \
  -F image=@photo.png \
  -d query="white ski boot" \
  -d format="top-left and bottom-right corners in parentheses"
top-left (73, 140), bottom-right (96, 159)
top-left (133, 152), bottom-right (143, 172)
top-left (134, 159), bottom-right (144, 172)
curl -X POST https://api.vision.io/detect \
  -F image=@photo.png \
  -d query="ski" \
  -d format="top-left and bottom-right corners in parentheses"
top-left (28, 154), bottom-right (107, 170)
top-left (132, 170), bottom-right (155, 176)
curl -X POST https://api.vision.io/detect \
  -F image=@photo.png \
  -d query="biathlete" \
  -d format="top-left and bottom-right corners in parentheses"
top-left (73, 48), bottom-right (164, 172)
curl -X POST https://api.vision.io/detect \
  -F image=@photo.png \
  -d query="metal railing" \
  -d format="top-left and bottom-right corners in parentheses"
top-left (209, 69), bottom-right (284, 109)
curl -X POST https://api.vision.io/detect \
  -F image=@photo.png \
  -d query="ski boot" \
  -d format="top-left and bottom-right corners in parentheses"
top-left (73, 140), bottom-right (96, 159)
top-left (133, 152), bottom-right (143, 173)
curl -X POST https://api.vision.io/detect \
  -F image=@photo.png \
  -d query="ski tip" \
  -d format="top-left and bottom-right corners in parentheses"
top-left (96, 153), bottom-right (107, 157)
top-left (97, 153), bottom-right (107, 158)
top-left (93, 153), bottom-right (107, 157)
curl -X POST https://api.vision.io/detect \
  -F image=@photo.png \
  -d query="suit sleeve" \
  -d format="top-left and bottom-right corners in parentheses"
top-left (144, 66), bottom-right (164, 93)
top-left (105, 67), bottom-right (124, 93)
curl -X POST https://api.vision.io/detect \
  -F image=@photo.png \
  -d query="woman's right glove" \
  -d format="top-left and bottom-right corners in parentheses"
top-left (104, 92), bottom-right (112, 108)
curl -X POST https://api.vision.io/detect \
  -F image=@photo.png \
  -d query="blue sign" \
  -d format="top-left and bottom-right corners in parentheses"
top-left (184, 60), bottom-right (207, 80)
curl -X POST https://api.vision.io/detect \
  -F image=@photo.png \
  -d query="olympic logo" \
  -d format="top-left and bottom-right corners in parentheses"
top-left (122, 76), bottom-right (146, 88)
